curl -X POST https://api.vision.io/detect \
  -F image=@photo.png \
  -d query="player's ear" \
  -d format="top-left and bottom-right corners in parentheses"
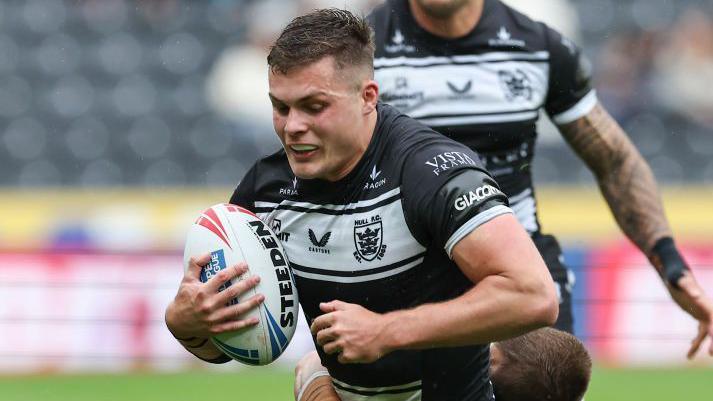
top-left (361, 79), bottom-right (379, 114)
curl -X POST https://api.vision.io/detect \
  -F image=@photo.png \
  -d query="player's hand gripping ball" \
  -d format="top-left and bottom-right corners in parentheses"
top-left (184, 203), bottom-right (299, 365)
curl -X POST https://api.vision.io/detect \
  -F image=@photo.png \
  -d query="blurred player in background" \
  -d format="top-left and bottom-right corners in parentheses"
top-left (368, 0), bottom-right (713, 355)
top-left (295, 327), bottom-right (592, 401)
top-left (166, 8), bottom-right (558, 401)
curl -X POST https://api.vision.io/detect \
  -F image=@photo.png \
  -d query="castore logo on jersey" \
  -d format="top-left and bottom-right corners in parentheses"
top-left (308, 229), bottom-right (331, 254)
top-left (446, 80), bottom-right (472, 95)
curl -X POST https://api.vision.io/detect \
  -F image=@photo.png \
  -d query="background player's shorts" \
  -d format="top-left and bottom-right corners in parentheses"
top-left (532, 233), bottom-right (574, 334)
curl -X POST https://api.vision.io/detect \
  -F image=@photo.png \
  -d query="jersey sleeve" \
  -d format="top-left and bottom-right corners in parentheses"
top-left (543, 24), bottom-right (597, 125)
top-left (400, 138), bottom-right (512, 258)
top-left (228, 163), bottom-right (258, 212)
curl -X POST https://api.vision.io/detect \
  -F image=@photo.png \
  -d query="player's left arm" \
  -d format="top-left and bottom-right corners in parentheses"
top-left (311, 159), bottom-right (559, 363)
top-left (311, 212), bottom-right (558, 363)
top-left (558, 104), bottom-right (713, 358)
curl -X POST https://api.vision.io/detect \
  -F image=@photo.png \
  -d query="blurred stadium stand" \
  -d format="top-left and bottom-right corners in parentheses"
top-left (0, 0), bottom-right (711, 373)
top-left (0, 0), bottom-right (711, 187)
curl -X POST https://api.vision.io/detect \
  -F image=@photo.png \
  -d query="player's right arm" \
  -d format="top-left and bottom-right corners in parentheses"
top-left (165, 256), bottom-right (263, 363)
top-left (165, 166), bottom-right (264, 363)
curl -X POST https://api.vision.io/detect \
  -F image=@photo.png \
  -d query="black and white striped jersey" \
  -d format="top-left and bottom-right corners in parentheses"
top-left (369, 0), bottom-right (596, 233)
top-left (231, 104), bottom-right (510, 401)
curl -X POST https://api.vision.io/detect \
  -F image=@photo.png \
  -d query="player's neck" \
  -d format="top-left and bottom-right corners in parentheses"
top-left (409, 0), bottom-right (484, 39)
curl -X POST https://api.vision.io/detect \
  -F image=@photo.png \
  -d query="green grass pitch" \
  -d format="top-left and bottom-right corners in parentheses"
top-left (0, 367), bottom-right (710, 401)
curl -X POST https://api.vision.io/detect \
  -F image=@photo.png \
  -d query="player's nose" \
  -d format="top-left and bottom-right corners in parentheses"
top-left (284, 109), bottom-right (309, 137)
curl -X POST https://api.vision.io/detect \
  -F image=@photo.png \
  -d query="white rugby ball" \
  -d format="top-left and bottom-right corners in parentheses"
top-left (183, 203), bottom-right (299, 365)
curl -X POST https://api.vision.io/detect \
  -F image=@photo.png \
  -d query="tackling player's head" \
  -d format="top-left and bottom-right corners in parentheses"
top-left (490, 327), bottom-right (592, 401)
top-left (267, 9), bottom-right (379, 181)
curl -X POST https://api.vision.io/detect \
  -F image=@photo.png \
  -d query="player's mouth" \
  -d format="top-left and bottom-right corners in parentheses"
top-left (288, 144), bottom-right (319, 160)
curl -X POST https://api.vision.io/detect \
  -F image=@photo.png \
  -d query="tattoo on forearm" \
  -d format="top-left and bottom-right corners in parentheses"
top-left (558, 103), bottom-right (671, 254)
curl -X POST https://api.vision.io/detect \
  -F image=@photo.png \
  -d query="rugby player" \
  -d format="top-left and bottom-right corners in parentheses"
top-left (294, 327), bottom-right (592, 401)
top-left (166, 8), bottom-right (558, 401)
top-left (368, 0), bottom-right (713, 353)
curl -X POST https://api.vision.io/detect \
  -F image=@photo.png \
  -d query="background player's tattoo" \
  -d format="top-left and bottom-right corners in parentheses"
top-left (558, 103), bottom-right (672, 255)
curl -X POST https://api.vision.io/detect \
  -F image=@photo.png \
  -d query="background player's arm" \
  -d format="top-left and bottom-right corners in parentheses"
top-left (558, 102), bottom-right (669, 253)
top-left (312, 213), bottom-right (558, 363)
top-left (558, 103), bottom-right (713, 357)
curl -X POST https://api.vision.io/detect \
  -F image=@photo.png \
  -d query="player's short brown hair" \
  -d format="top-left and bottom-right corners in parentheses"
top-left (491, 328), bottom-right (592, 401)
top-left (267, 8), bottom-right (374, 76)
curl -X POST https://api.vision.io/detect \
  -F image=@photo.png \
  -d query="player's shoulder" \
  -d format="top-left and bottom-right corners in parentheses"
top-left (375, 103), bottom-right (484, 176)
top-left (483, 0), bottom-right (555, 51)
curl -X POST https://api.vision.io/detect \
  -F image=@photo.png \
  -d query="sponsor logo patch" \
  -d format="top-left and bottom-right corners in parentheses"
top-left (280, 177), bottom-right (299, 196)
top-left (488, 26), bottom-right (526, 48)
top-left (454, 185), bottom-right (502, 211)
top-left (364, 165), bottom-right (386, 190)
top-left (271, 218), bottom-right (290, 242)
top-left (424, 151), bottom-right (478, 176)
top-left (380, 77), bottom-right (424, 111)
top-left (385, 29), bottom-right (415, 53)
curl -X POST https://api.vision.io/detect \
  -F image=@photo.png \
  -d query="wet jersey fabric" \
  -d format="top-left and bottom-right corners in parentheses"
top-left (369, 0), bottom-right (596, 234)
top-left (231, 103), bottom-right (509, 401)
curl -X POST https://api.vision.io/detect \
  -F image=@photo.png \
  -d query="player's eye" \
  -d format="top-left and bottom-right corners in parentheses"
top-left (273, 103), bottom-right (289, 115)
top-left (305, 102), bottom-right (326, 114)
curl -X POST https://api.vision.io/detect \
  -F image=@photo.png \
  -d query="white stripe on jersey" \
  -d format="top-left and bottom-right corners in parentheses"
top-left (375, 61), bottom-right (549, 123)
top-left (551, 90), bottom-right (598, 124)
top-left (257, 189), bottom-right (427, 283)
top-left (420, 111), bottom-right (539, 127)
top-left (509, 189), bottom-right (539, 233)
top-left (255, 187), bottom-right (401, 212)
top-left (374, 51), bottom-right (549, 68)
top-left (332, 378), bottom-right (422, 401)
top-left (290, 255), bottom-right (425, 283)
top-left (445, 205), bottom-right (513, 257)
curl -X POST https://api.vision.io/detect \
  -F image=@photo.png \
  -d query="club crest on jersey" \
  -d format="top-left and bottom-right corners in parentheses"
top-left (488, 26), bottom-right (525, 48)
top-left (498, 69), bottom-right (533, 102)
top-left (385, 29), bottom-right (415, 53)
top-left (353, 215), bottom-right (387, 262)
